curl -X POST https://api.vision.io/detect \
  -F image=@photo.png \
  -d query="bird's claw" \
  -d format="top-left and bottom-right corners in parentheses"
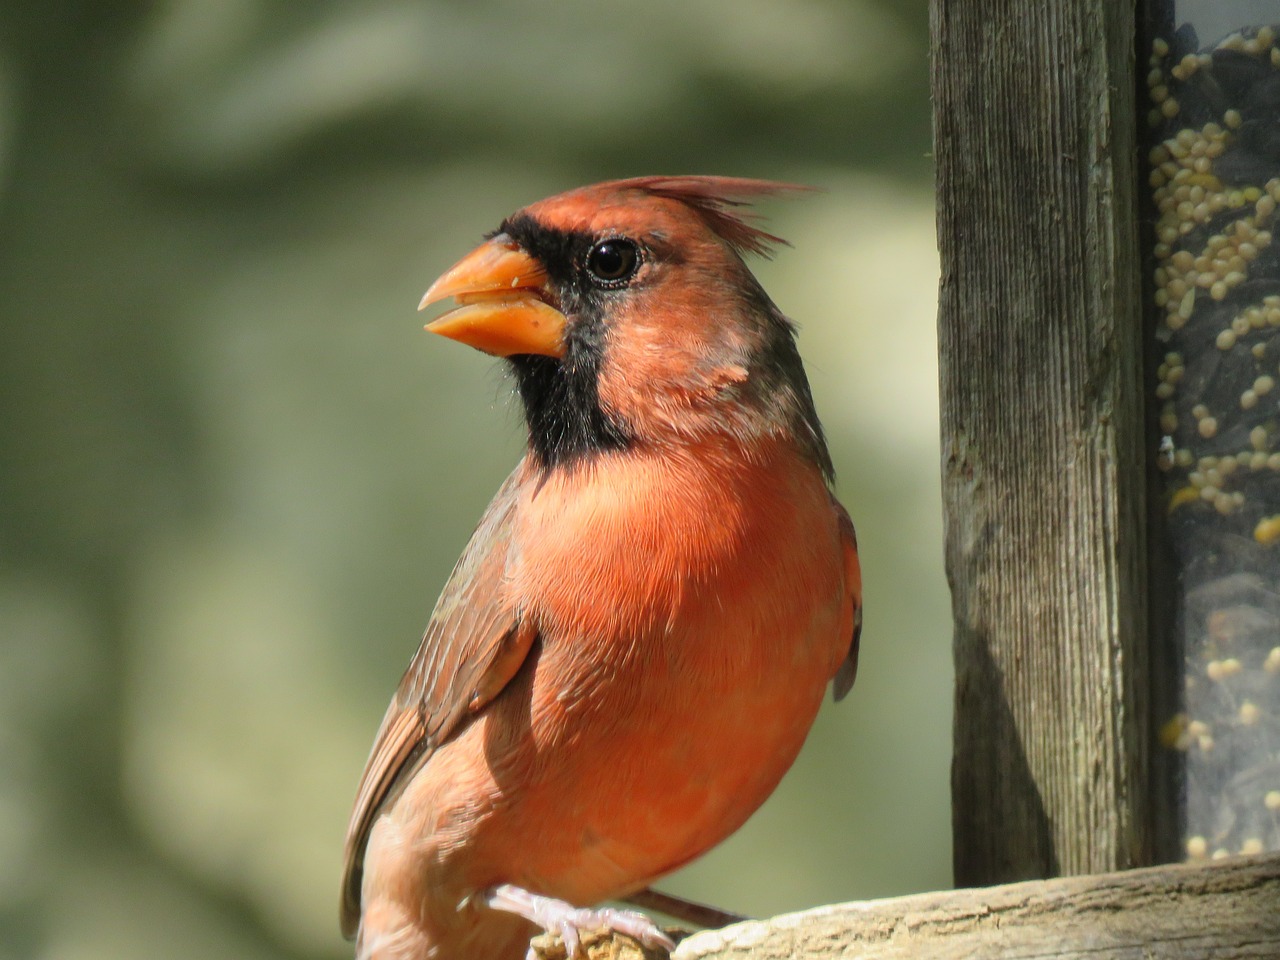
top-left (485, 883), bottom-right (675, 957)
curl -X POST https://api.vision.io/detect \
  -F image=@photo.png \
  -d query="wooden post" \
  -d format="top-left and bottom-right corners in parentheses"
top-left (932, 0), bottom-right (1156, 883)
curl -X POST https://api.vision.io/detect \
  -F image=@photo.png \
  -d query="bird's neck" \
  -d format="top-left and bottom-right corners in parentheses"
top-left (508, 353), bottom-right (631, 471)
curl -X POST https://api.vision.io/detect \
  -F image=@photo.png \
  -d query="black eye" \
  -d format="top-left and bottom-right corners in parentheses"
top-left (585, 239), bottom-right (640, 287)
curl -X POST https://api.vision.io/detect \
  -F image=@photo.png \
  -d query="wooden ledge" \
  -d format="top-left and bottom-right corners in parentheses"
top-left (534, 853), bottom-right (1280, 960)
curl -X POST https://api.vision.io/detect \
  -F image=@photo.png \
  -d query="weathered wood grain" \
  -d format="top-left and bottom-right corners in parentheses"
top-left (931, 0), bottom-right (1155, 882)
top-left (534, 854), bottom-right (1280, 960)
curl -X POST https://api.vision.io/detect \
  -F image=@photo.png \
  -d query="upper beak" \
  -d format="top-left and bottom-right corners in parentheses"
top-left (418, 236), bottom-right (565, 358)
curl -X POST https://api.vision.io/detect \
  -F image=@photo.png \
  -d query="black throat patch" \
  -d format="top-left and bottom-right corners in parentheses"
top-left (499, 214), bottom-right (633, 469)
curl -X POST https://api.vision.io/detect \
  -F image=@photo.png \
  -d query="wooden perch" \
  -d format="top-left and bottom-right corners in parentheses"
top-left (532, 853), bottom-right (1280, 960)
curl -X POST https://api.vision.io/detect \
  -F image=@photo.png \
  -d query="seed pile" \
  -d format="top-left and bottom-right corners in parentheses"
top-left (1145, 23), bottom-right (1280, 860)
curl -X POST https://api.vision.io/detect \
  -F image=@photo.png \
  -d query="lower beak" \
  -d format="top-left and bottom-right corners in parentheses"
top-left (418, 237), bottom-right (566, 358)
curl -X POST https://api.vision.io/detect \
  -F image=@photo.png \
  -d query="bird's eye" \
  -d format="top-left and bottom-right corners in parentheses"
top-left (585, 239), bottom-right (640, 287)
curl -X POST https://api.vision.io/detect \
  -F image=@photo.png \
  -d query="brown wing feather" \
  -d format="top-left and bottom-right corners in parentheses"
top-left (339, 465), bottom-right (535, 936)
top-left (832, 502), bottom-right (863, 701)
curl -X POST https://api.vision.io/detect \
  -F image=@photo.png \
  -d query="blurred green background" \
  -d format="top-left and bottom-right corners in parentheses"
top-left (0, 2), bottom-right (948, 958)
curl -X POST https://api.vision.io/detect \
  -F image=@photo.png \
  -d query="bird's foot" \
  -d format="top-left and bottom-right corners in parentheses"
top-left (484, 883), bottom-right (676, 959)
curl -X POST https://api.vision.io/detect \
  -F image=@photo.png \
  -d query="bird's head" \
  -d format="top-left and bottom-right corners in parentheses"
top-left (419, 176), bottom-right (831, 478)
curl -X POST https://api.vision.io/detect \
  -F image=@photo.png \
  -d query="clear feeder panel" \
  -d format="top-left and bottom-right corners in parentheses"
top-left (1143, 7), bottom-right (1280, 860)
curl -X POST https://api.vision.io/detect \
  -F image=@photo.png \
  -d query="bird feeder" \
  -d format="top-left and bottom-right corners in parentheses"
top-left (1140, 3), bottom-right (1280, 862)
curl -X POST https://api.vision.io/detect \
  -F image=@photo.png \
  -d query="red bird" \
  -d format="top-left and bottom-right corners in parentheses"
top-left (340, 176), bottom-right (862, 960)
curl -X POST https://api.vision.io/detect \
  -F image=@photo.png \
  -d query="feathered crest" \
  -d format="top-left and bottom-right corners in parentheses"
top-left (617, 176), bottom-right (815, 258)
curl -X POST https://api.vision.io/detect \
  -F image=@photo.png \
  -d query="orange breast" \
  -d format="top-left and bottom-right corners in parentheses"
top-left (461, 435), bottom-right (852, 903)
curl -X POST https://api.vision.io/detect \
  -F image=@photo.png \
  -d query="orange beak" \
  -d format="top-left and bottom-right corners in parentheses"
top-left (418, 237), bottom-right (566, 358)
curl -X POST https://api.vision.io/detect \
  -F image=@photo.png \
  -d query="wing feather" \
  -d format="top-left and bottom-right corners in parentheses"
top-left (339, 465), bottom-right (534, 936)
top-left (832, 502), bottom-right (863, 701)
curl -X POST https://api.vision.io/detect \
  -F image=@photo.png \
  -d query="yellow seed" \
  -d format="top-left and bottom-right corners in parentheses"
top-left (1200, 735), bottom-right (1216, 753)
top-left (1199, 417), bottom-right (1219, 439)
top-left (1217, 329), bottom-right (1237, 350)
top-left (1251, 426), bottom-right (1268, 449)
top-left (1240, 838), bottom-right (1265, 856)
top-left (1239, 701), bottom-right (1260, 725)
top-left (1233, 315), bottom-right (1251, 335)
top-left (1207, 659), bottom-right (1225, 680)
top-left (1256, 375), bottom-right (1275, 394)
top-left (1161, 410), bottom-right (1179, 431)
top-left (1242, 389), bottom-right (1258, 409)
top-left (1162, 98), bottom-right (1180, 118)
top-left (1179, 289), bottom-right (1196, 319)
top-left (1225, 109), bottom-right (1243, 129)
top-left (1154, 37), bottom-right (1169, 56)
top-left (1212, 847), bottom-right (1229, 859)
top-left (1222, 658), bottom-right (1242, 677)
top-left (1270, 453), bottom-right (1280, 470)
top-left (1187, 835), bottom-right (1208, 858)
top-left (1264, 647), bottom-right (1280, 674)
top-left (1192, 404), bottom-right (1209, 419)
top-left (1156, 382), bottom-right (1175, 400)
top-left (1176, 448), bottom-right (1194, 468)
top-left (1265, 790), bottom-right (1280, 810)
top-left (1159, 712), bottom-right (1189, 747)
top-left (1168, 486), bottom-right (1199, 513)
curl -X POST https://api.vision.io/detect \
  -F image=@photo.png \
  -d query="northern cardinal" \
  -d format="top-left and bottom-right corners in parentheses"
top-left (340, 176), bottom-right (862, 960)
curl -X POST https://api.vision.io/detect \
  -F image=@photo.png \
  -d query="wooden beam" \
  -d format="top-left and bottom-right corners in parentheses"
top-left (931, 0), bottom-right (1156, 882)
top-left (533, 854), bottom-right (1280, 960)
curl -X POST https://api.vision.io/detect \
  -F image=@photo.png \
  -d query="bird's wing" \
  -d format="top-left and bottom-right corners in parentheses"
top-left (339, 465), bottom-right (537, 936)
top-left (831, 502), bottom-right (863, 701)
